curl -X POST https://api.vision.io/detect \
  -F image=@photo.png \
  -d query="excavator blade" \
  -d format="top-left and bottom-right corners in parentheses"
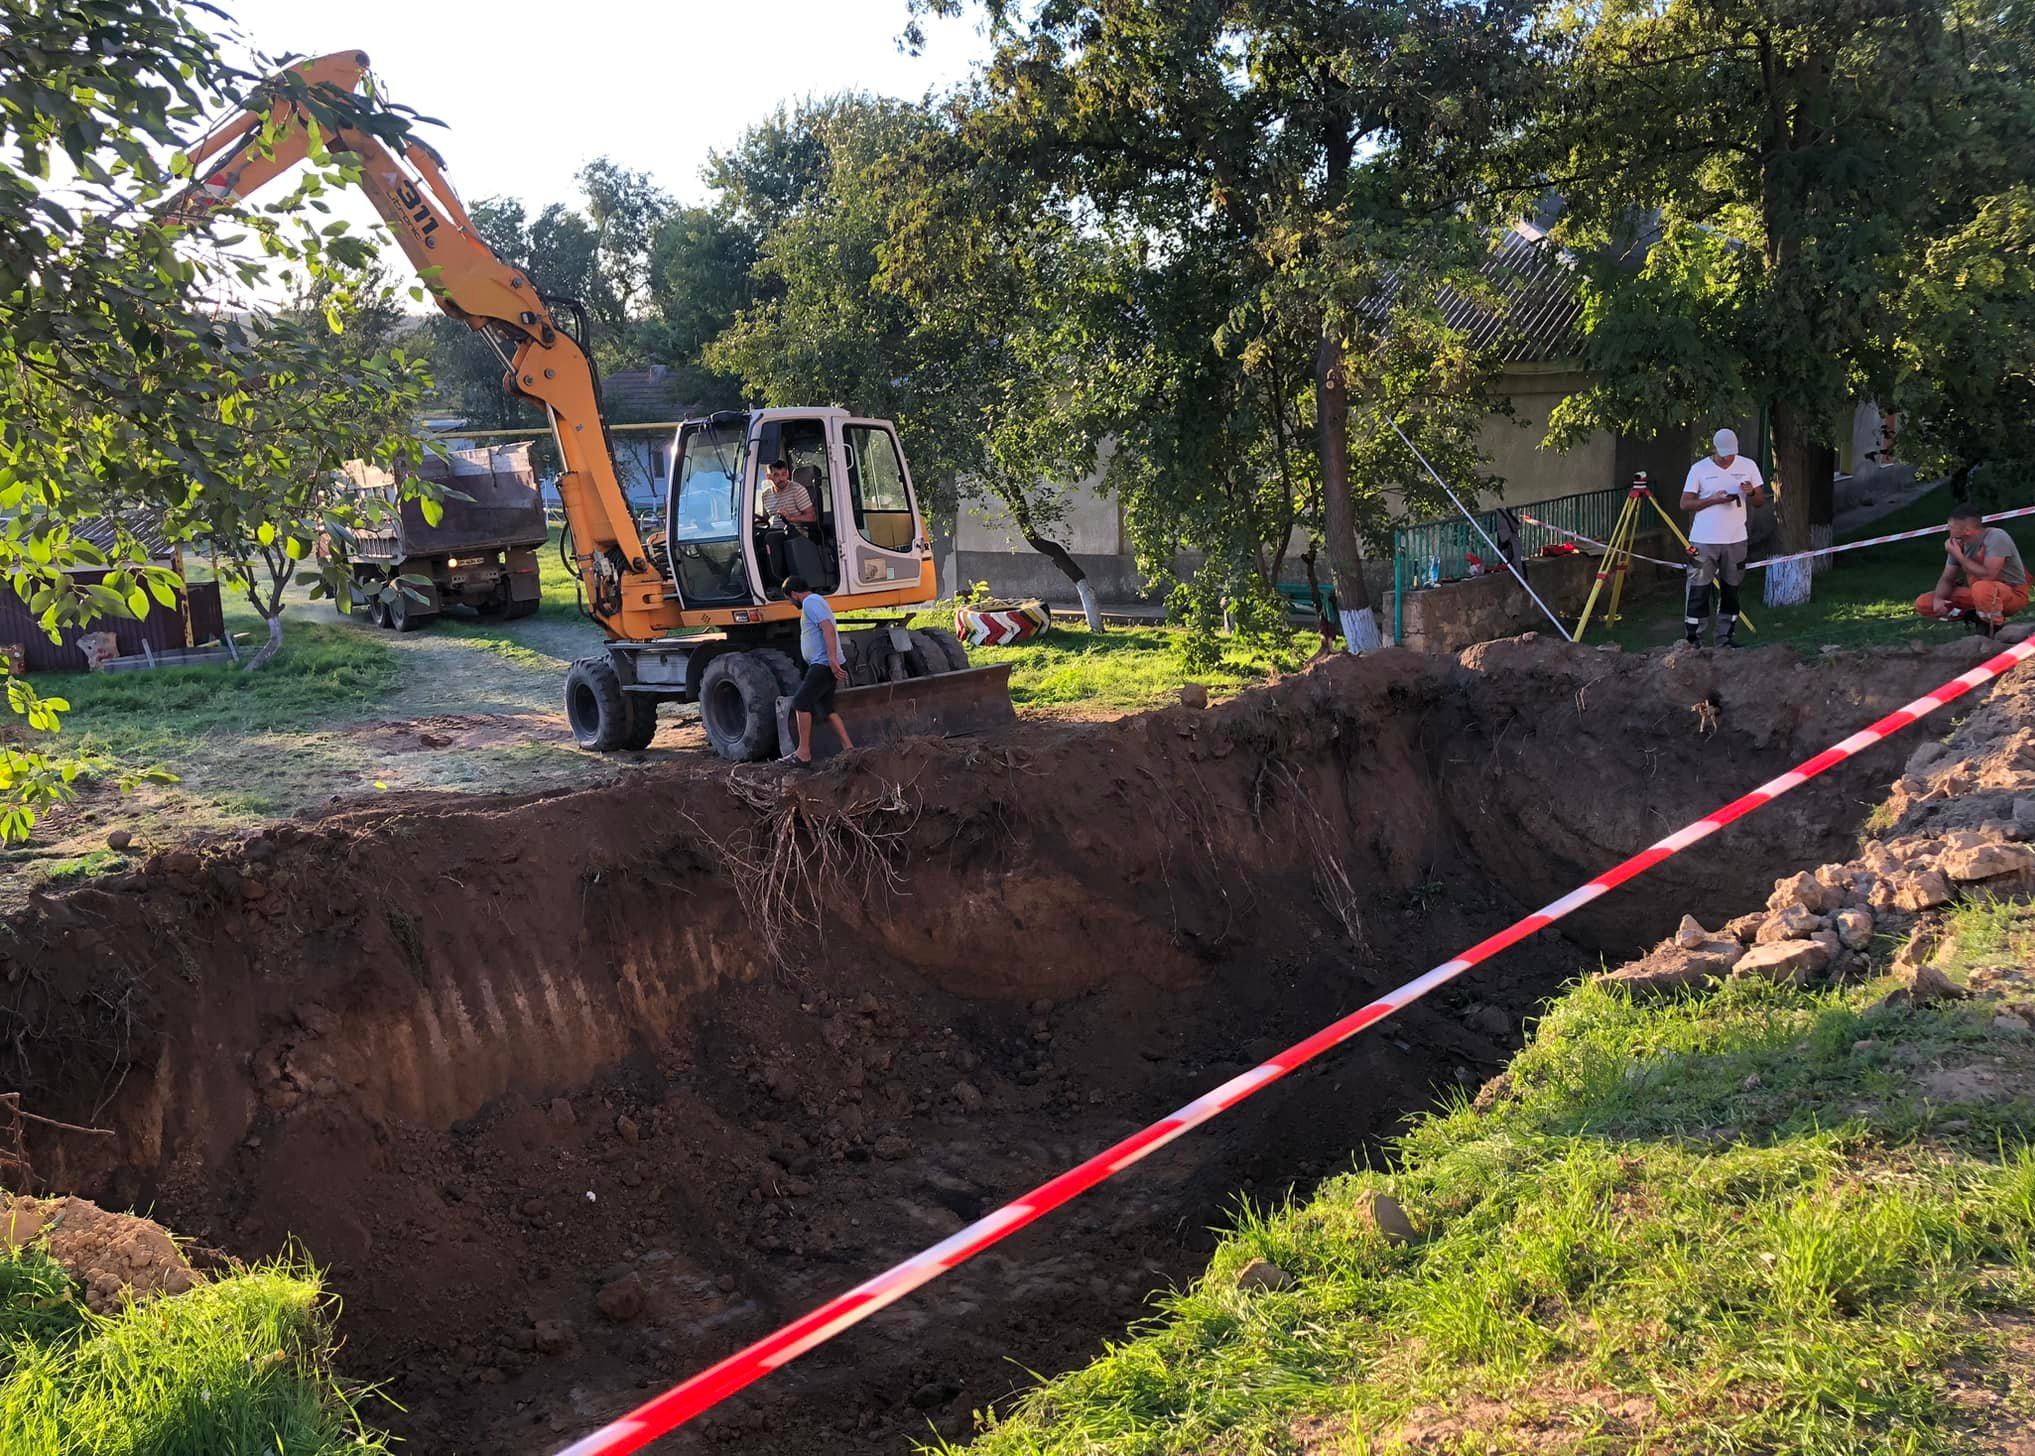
top-left (775, 664), bottom-right (1016, 761)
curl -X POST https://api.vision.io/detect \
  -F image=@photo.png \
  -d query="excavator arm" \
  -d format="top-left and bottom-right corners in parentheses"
top-left (171, 51), bottom-right (678, 640)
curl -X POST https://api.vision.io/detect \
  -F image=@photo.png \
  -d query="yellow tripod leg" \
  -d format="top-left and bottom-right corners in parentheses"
top-left (1642, 489), bottom-right (1757, 635)
top-left (1604, 497), bottom-right (1641, 626)
top-left (1574, 493), bottom-right (1642, 641)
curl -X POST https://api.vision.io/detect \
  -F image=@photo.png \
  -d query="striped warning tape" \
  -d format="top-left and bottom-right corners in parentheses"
top-left (1514, 511), bottom-right (1692, 571)
top-left (554, 639), bottom-right (2035, 1456)
top-left (1744, 502), bottom-right (2035, 572)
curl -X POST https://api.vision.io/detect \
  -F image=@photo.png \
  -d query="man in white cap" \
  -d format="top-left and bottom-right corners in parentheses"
top-left (1678, 427), bottom-right (1767, 647)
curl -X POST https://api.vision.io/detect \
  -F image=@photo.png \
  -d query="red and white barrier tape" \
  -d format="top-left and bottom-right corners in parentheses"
top-left (1513, 511), bottom-right (1692, 571)
top-left (1517, 502), bottom-right (2035, 577)
top-left (556, 639), bottom-right (2035, 1456)
top-left (1744, 502), bottom-right (2035, 572)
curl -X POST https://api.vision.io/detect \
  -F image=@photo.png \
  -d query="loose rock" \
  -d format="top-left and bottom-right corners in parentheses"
top-left (1179, 683), bottom-right (1209, 710)
top-left (1674, 914), bottom-right (1711, 949)
top-left (873, 1134), bottom-right (911, 1161)
top-left (1732, 938), bottom-right (1834, 986)
top-left (595, 1274), bottom-right (644, 1323)
top-left (106, 829), bottom-right (132, 852)
top-left (1768, 871), bottom-right (1836, 915)
top-left (1890, 869), bottom-right (1955, 912)
top-left (1756, 904), bottom-right (1829, 943)
top-left (1236, 1258), bottom-right (1295, 1293)
top-left (1942, 842), bottom-right (2035, 882)
top-left (1361, 1190), bottom-right (1418, 1244)
top-left (1833, 907), bottom-right (1874, 952)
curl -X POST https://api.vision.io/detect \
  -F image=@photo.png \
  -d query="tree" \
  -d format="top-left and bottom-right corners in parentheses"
top-left (0, 0), bottom-right (423, 838)
top-left (635, 204), bottom-right (758, 410)
top-left (1534, 0), bottom-right (2035, 605)
top-left (912, 0), bottom-right (1538, 652)
top-left (1894, 185), bottom-right (2035, 506)
top-left (170, 272), bottom-right (434, 670)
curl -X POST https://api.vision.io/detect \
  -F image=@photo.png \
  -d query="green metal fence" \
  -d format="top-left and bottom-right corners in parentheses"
top-left (1390, 482), bottom-right (1635, 642)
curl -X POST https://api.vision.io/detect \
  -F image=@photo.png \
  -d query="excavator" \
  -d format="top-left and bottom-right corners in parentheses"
top-left (171, 51), bottom-right (1013, 761)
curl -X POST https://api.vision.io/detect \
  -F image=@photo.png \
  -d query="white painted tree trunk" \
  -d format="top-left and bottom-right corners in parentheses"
top-left (1764, 556), bottom-right (1814, 607)
top-left (243, 614), bottom-right (284, 672)
top-left (1074, 579), bottom-right (1104, 633)
top-left (1341, 606), bottom-right (1383, 654)
top-left (1809, 523), bottom-right (1833, 576)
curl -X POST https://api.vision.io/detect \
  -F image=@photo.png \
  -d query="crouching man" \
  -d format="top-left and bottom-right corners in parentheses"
top-left (1915, 505), bottom-right (2029, 635)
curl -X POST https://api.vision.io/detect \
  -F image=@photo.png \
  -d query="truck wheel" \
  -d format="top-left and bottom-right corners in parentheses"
top-left (698, 651), bottom-right (783, 762)
top-left (565, 656), bottom-right (641, 752)
top-left (908, 627), bottom-right (970, 675)
top-left (387, 590), bottom-right (428, 632)
top-left (502, 596), bottom-right (541, 620)
top-left (365, 581), bottom-right (389, 629)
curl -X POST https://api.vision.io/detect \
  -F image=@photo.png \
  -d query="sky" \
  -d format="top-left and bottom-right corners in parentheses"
top-left (207, 0), bottom-right (990, 227)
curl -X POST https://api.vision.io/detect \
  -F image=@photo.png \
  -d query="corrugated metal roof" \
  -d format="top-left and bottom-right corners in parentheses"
top-left (1434, 222), bottom-right (1585, 365)
top-left (71, 513), bottom-right (176, 563)
top-left (1365, 221), bottom-right (1585, 366)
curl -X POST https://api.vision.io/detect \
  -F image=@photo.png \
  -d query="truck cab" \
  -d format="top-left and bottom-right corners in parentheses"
top-left (663, 408), bottom-right (934, 612)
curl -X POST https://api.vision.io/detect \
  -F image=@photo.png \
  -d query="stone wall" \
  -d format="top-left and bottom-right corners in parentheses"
top-left (1388, 538), bottom-right (1681, 653)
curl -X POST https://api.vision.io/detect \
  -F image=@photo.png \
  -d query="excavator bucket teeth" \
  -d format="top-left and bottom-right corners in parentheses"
top-left (775, 664), bottom-right (1016, 761)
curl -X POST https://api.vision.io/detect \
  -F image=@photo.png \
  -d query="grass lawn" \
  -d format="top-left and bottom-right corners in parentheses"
top-left (949, 896), bottom-right (2035, 1454)
top-left (1604, 484), bottom-right (1996, 654)
top-left (0, 1247), bottom-right (387, 1455)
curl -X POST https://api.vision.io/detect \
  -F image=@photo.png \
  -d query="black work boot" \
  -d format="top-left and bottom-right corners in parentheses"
top-left (1716, 616), bottom-right (1739, 648)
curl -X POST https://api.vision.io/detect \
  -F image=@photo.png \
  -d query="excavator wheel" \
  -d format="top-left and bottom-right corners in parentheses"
top-left (698, 651), bottom-right (784, 761)
top-left (908, 627), bottom-right (970, 675)
top-left (753, 647), bottom-right (802, 698)
top-left (619, 698), bottom-right (658, 751)
top-left (565, 656), bottom-right (647, 753)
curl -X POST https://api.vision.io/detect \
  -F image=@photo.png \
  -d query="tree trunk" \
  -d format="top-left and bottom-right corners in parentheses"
top-left (1001, 487), bottom-right (1105, 632)
top-left (1764, 399), bottom-right (1818, 607)
top-left (243, 612), bottom-right (284, 671)
top-left (1316, 331), bottom-right (1380, 651)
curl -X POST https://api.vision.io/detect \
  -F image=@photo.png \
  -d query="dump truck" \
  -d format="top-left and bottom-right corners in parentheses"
top-left (176, 51), bottom-right (1014, 761)
top-left (334, 443), bottom-right (547, 631)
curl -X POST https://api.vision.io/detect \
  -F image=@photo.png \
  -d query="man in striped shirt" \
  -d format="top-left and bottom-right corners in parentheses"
top-left (760, 459), bottom-right (817, 528)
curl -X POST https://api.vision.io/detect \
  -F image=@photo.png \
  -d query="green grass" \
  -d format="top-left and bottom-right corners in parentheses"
top-left (35, 622), bottom-right (398, 769)
top-left (891, 603), bottom-right (1318, 713)
top-left (1607, 484), bottom-right (1985, 654)
top-left (0, 1247), bottom-right (388, 1455)
top-left (44, 850), bottom-right (124, 882)
top-left (946, 906), bottom-right (2035, 1454)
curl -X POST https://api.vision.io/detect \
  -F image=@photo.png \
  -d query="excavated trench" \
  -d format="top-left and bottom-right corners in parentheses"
top-left (1, 637), bottom-right (1999, 1453)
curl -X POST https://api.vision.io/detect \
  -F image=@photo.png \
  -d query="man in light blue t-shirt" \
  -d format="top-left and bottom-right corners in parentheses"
top-left (782, 575), bottom-right (855, 764)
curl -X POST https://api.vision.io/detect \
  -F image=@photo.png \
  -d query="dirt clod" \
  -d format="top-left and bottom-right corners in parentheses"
top-left (0, 1195), bottom-right (200, 1312)
top-left (105, 829), bottom-right (132, 851)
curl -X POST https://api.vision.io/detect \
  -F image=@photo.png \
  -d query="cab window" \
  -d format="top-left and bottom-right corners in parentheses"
top-left (844, 425), bottom-right (914, 552)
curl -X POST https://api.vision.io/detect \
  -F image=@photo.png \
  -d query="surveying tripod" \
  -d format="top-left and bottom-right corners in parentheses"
top-left (1573, 474), bottom-right (1757, 642)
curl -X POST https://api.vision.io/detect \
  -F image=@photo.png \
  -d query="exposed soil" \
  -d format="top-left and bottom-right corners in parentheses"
top-left (0, 635), bottom-right (2002, 1453)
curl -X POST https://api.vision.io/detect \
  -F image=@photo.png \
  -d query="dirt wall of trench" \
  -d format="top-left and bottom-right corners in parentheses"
top-left (0, 636), bottom-right (2001, 1451)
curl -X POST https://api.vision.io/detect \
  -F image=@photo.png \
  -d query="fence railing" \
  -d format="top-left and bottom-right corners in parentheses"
top-left (1390, 482), bottom-right (1645, 643)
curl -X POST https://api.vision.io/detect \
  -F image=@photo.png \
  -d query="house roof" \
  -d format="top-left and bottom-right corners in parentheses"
top-left (72, 513), bottom-right (176, 564)
top-left (600, 365), bottom-right (696, 423)
top-left (1432, 222), bottom-right (1586, 366)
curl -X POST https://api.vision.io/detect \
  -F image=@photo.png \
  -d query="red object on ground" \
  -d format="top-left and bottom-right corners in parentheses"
top-left (553, 640), bottom-right (2035, 1456)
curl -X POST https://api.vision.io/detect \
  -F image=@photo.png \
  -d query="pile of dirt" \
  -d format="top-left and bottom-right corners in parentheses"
top-left (0, 1193), bottom-right (200, 1312)
top-left (0, 636), bottom-right (2007, 1452)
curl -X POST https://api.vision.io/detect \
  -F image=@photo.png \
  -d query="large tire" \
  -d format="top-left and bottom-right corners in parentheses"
top-left (565, 656), bottom-right (642, 752)
top-left (909, 626), bottom-right (970, 675)
top-left (698, 651), bottom-right (784, 762)
top-left (503, 596), bottom-right (540, 620)
top-left (387, 589), bottom-right (430, 633)
top-left (619, 697), bottom-right (658, 751)
top-left (365, 583), bottom-right (389, 629)
top-left (753, 647), bottom-right (802, 697)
